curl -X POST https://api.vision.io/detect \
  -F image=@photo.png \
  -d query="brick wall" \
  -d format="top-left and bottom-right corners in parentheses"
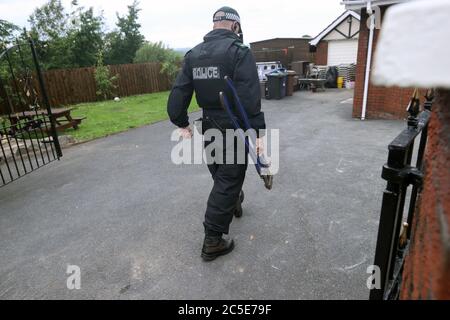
top-left (315, 41), bottom-right (328, 66)
top-left (400, 90), bottom-right (450, 300)
top-left (353, 8), bottom-right (419, 120)
top-left (250, 38), bottom-right (313, 67)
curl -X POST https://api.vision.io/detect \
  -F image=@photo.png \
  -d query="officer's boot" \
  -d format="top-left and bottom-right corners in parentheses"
top-left (201, 235), bottom-right (235, 262)
top-left (234, 190), bottom-right (245, 218)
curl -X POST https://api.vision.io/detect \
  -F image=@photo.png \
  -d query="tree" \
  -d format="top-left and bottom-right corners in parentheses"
top-left (133, 41), bottom-right (168, 64)
top-left (28, 0), bottom-right (73, 69)
top-left (28, 0), bottom-right (68, 41)
top-left (70, 7), bottom-right (104, 67)
top-left (161, 50), bottom-right (183, 82)
top-left (134, 42), bottom-right (182, 82)
top-left (0, 21), bottom-right (25, 108)
top-left (104, 1), bottom-right (145, 65)
top-left (0, 19), bottom-right (20, 46)
top-left (28, 0), bottom-right (105, 69)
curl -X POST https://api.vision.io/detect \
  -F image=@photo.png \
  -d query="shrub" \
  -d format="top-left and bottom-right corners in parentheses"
top-left (94, 51), bottom-right (118, 100)
top-left (134, 42), bottom-right (182, 83)
top-left (134, 41), bottom-right (167, 64)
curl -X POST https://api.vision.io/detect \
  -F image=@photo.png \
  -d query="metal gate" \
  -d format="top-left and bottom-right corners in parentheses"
top-left (369, 89), bottom-right (434, 300)
top-left (0, 38), bottom-right (62, 187)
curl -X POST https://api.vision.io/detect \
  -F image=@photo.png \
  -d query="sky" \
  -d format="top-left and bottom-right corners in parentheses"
top-left (0, 0), bottom-right (345, 48)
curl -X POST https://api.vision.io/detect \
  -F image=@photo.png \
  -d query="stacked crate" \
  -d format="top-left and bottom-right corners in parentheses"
top-left (337, 63), bottom-right (356, 88)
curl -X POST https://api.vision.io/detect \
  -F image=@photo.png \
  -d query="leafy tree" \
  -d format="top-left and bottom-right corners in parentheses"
top-left (134, 42), bottom-right (182, 82)
top-left (161, 50), bottom-right (183, 82)
top-left (28, 0), bottom-right (69, 41)
top-left (94, 51), bottom-right (118, 100)
top-left (133, 41), bottom-right (167, 64)
top-left (28, 0), bottom-right (73, 69)
top-left (0, 19), bottom-right (20, 46)
top-left (0, 21), bottom-right (27, 113)
top-left (11, 0), bottom-right (146, 70)
top-left (104, 1), bottom-right (144, 65)
top-left (28, 0), bottom-right (105, 69)
top-left (70, 7), bottom-right (104, 67)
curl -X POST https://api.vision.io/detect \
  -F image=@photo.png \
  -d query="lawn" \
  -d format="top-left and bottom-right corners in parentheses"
top-left (64, 91), bottom-right (199, 142)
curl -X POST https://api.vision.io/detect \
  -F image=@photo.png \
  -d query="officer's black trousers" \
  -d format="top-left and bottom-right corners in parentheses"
top-left (203, 133), bottom-right (248, 236)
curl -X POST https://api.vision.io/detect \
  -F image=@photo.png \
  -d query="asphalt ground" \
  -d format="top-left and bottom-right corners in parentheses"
top-left (0, 89), bottom-right (404, 299)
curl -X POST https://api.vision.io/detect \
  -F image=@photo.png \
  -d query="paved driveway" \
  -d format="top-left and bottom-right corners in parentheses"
top-left (0, 89), bottom-right (404, 299)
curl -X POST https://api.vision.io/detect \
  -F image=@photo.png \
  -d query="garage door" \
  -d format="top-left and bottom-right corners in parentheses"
top-left (327, 40), bottom-right (358, 66)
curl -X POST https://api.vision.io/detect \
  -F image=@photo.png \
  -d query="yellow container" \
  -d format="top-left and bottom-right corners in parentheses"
top-left (337, 76), bottom-right (344, 89)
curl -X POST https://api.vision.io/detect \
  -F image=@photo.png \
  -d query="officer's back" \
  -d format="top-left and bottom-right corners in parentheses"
top-left (189, 29), bottom-right (243, 112)
top-left (167, 20), bottom-right (265, 132)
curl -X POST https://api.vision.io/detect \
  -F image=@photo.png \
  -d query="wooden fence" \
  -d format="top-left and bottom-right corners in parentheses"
top-left (44, 62), bottom-right (171, 107)
top-left (0, 62), bottom-right (171, 114)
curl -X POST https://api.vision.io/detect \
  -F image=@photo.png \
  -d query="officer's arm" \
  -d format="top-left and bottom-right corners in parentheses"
top-left (232, 46), bottom-right (266, 132)
top-left (167, 53), bottom-right (193, 128)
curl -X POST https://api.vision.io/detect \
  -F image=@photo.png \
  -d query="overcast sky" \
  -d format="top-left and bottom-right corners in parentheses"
top-left (0, 0), bottom-right (345, 48)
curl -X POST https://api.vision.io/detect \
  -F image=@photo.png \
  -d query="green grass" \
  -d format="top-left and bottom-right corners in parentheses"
top-left (64, 91), bottom-right (199, 142)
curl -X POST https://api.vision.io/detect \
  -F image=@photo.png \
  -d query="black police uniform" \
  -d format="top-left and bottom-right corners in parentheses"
top-left (167, 28), bottom-right (265, 237)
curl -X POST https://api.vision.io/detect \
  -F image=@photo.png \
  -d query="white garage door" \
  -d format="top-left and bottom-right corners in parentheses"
top-left (327, 40), bottom-right (359, 66)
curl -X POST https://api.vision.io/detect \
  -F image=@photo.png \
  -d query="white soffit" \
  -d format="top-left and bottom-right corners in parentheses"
top-left (372, 0), bottom-right (450, 88)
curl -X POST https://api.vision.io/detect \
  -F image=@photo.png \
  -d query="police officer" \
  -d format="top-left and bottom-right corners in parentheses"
top-left (167, 6), bottom-right (266, 261)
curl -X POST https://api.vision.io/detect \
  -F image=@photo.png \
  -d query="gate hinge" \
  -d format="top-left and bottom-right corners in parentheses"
top-left (382, 165), bottom-right (424, 187)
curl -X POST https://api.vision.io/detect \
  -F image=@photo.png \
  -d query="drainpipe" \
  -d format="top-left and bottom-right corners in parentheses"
top-left (361, 0), bottom-right (375, 120)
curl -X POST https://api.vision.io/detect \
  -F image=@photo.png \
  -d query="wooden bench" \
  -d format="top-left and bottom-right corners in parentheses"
top-left (54, 116), bottom-right (86, 131)
top-left (9, 108), bottom-right (86, 134)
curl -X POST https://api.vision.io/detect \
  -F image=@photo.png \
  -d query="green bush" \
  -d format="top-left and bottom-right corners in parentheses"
top-left (161, 50), bottom-right (183, 83)
top-left (134, 41), bottom-right (167, 64)
top-left (134, 42), bottom-right (182, 82)
top-left (94, 51), bottom-right (118, 100)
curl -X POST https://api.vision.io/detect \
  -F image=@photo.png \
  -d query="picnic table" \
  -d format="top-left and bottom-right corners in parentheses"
top-left (9, 108), bottom-right (85, 134)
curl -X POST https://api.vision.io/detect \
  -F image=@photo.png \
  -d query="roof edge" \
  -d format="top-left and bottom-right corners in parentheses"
top-left (309, 10), bottom-right (361, 46)
top-left (342, 0), bottom-right (408, 10)
top-left (250, 37), bottom-right (312, 45)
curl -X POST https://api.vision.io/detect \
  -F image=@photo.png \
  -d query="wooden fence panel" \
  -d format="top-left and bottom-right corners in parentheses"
top-left (0, 62), bottom-right (171, 113)
top-left (108, 63), bottom-right (170, 99)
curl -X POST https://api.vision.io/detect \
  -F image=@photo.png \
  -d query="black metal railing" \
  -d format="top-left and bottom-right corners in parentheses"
top-left (369, 89), bottom-right (434, 300)
top-left (0, 37), bottom-right (62, 187)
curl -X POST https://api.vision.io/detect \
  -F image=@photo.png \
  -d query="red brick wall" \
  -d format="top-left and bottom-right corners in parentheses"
top-left (400, 90), bottom-right (450, 300)
top-left (353, 9), bottom-right (418, 120)
top-left (315, 41), bottom-right (328, 66)
top-left (250, 38), bottom-right (313, 67)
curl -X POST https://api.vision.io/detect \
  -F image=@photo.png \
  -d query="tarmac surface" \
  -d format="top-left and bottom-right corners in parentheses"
top-left (0, 89), bottom-right (405, 299)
